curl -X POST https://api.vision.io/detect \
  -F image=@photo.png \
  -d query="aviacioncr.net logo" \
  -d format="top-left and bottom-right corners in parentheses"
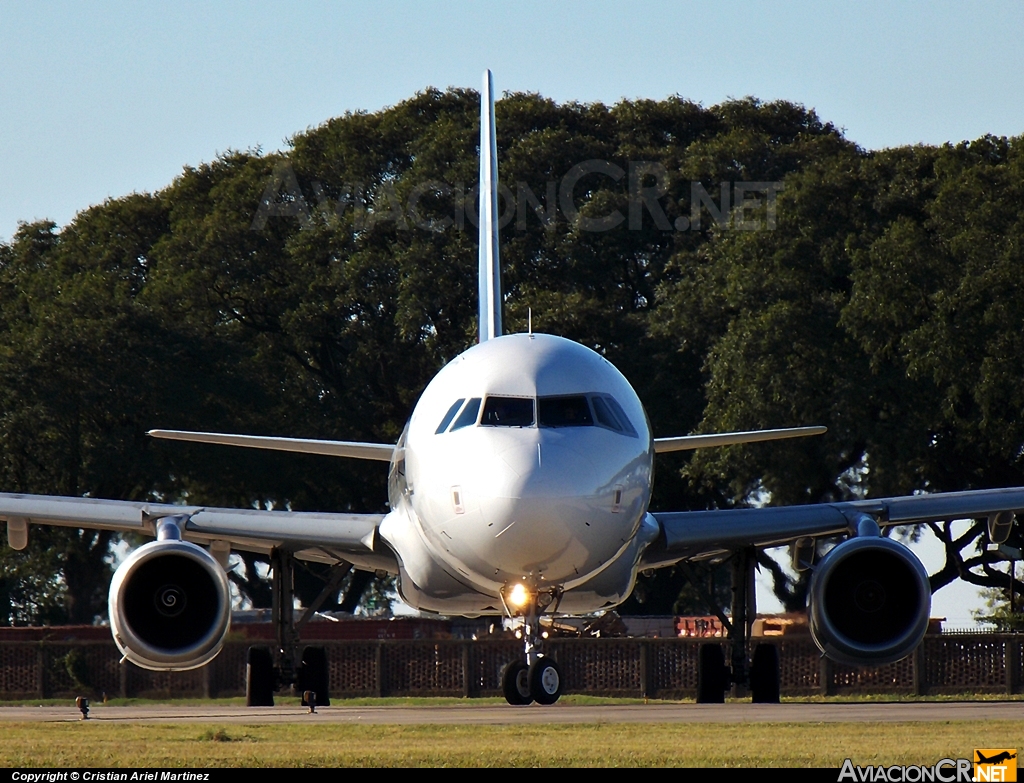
top-left (974, 749), bottom-right (1017, 782)
top-left (838, 758), bottom-right (973, 782)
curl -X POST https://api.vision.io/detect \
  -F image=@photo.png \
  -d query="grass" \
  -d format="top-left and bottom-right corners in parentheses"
top-left (1, 720), bottom-right (1023, 766)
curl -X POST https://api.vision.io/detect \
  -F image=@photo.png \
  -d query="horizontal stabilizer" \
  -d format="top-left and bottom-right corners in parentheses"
top-left (148, 430), bottom-right (395, 462)
top-left (653, 425), bottom-right (827, 454)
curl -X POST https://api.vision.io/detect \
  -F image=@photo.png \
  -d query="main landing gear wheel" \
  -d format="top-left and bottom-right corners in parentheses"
top-left (696, 643), bottom-right (728, 704)
top-left (246, 646), bottom-right (275, 707)
top-left (749, 642), bottom-right (781, 703)
top-left (528, 657), bottom-right (563, 705)
top-left (300, 646), bottom-right (331, 707)
top-left (501, 660), bottom-right (533, 705)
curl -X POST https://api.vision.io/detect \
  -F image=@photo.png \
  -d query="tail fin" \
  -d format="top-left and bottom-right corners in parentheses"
top-left (478, 69), bottom-right (502, 342)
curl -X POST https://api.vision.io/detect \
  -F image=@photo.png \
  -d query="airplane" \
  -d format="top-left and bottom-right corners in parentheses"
top-left (4, 70), bottom-right (1024, 707)
top-left (976, 752), bottom-right (1017, 765)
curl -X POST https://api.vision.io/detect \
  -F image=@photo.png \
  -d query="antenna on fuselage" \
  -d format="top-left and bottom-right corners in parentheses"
top-left (478, 69), bottom-right (502, 343)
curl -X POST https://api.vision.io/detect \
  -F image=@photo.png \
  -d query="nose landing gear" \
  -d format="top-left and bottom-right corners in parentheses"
top-left (500, 591), bottom-right (564, 705)
top-left (500, 651), bottom-right (564, 706)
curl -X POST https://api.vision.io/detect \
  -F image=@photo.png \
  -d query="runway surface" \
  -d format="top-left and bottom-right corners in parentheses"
top-left (1, 701), bottom-right (1021, 724)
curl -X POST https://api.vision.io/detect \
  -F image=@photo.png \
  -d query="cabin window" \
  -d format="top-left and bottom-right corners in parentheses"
top-left (450, 398), bottom-right (482, 431)
top-left (435, 399), bottom-right (466, 434)
top-left (481, 396), bottom-right (534, 427)
top-left (538, 396), bottom-right (593, 427)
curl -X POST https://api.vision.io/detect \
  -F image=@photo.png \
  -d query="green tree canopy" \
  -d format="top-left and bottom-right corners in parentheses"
top-left (2, 86), bottom-right (1022, 623)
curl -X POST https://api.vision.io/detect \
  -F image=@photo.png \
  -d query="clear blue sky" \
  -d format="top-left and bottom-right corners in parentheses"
top-left (2, 1), bottom-right (1020, 624)
top-left (2, 1), bottom-right (1023, 243)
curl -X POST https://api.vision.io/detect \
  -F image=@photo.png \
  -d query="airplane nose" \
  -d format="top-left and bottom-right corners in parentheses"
top-left (466, 435), bottom-right (619, 582)
top-left (486, 437), bottom-right (602, 502)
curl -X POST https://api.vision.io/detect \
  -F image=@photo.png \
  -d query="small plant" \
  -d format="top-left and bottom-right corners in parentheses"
top-left (199, 728), bottom-right (233, 742)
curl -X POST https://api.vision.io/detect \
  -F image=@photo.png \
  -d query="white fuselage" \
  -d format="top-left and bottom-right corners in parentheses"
top-left (378, 333), bottom-right (658, 615)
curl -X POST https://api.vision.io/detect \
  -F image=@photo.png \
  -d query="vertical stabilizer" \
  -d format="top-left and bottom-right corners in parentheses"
top-left (478, 69), bottom-right (502, 342)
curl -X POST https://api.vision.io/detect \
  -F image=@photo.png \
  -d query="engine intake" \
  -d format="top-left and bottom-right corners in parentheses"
top-left (109, 538), bottom-right (231, 671)
top-left (808, 534), bottom-right (930, 667)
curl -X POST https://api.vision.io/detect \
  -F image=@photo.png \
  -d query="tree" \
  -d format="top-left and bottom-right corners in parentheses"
top-left (0, 205), bottom-right (172, 623)
top-left (975, 579), bottom-right (1024, 632)
top-left (619, 562), bottom-right (732, 617)
top-left (3, 86), bottom-right (1022, 624)
top-left (655, 134), bottom-right (1024, 609)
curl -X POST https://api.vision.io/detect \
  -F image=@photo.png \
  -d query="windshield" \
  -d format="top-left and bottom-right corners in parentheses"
top-left (437, 393), bottom-right (636, 436)
top-left (435, 398), bottom-right (466, 434)
top-left (450, 398), bottom-right (482, 431)
top-left (481, 396), bottom-right (534, 427)
top-left (538, 396), bottom-right (593, 427)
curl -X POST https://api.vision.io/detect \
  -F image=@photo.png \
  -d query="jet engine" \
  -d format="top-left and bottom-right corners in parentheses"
top-left (808, 524), bottom-right (931, 667)
top-left (108, 525), bottom-right (231, 671)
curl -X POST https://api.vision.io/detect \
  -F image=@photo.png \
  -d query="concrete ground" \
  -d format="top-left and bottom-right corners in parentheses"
top-left (1, 701), bottom-right (1021, 724)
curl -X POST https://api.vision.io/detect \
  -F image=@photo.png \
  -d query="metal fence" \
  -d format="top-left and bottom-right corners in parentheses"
top-left (2, 635), bottom-right (1022, 700)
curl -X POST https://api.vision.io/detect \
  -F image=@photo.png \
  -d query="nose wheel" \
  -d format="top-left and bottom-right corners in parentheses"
top-left (501, 657), bottom-right (564, 705)
top-left (501, 660), bottom-right (533, 705)
top-left (528, 658), bottom-right (562, 704)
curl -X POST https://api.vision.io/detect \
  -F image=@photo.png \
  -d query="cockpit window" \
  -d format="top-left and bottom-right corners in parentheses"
top-left (435, 399), bottom-right (466, 434)
top-left (538, 396), bottom-right (593, 427)
top-left (590, 396), bottom-right (621, 430)
top-left (481, 396), bottom-right (534, 427)
top-left (450, 398), bottom-right (482, 431)
top-left (439, 393), bottom-right (637, 435)
top-left (594, 395), bottom-right (638, 437)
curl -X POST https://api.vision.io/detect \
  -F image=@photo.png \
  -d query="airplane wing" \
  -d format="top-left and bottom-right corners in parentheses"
top-left (653, 426), bottom-right (827, 453)
top-left (0, 492), bottom-right (395, 572)
top-left (641, 486), bottom-right (1024, 566)
top-left (147, 429), bottom-right (396, 462)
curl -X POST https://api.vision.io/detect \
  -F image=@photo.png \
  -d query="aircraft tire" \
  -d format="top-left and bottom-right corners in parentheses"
top-left (696, 643), bottom-right (728, 704)
top-left (750, 642), bottom-right (781, 703)
top-left (246, 646), bottom-right (275, 707)
top-left (300, 646), bottom-right (331, 707)
top-left (528, 657), bottom-right (563, 705)
top-left (501, 660), bottom-right (533, 705)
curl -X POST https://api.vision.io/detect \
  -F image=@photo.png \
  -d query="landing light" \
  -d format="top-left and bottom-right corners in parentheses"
top-left (508, 583), bottom-right (530, 608)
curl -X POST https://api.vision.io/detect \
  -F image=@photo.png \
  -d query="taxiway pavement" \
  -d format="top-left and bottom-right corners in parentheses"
top-left (0, 701), bottom-right (1021, 724)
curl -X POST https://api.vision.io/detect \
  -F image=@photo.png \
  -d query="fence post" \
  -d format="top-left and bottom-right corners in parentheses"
top-left (461, 641), bottom-right (472, 699)
top-left (119, 660), bottom-right (128, 699)
top-left (36, 644), bottom-right (46, 700)
top-left (374, 641), bottom-right (384, 698)
top-left (819, 655), bottom-right (832, 696)
top-left (202, 662), bottom-right (211, 699)
top-left (1006, 637), bottom-right (1019, 695)
top-left (912, 643), bottom-right (926, 696)
top-left (638, 641), bottom-right (650, 699)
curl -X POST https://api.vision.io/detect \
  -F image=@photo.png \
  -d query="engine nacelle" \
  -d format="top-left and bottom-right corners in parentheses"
top-left (109, 538), bottom-right (231, 671)
top-left (808, 534), bottom-right (931, 667)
